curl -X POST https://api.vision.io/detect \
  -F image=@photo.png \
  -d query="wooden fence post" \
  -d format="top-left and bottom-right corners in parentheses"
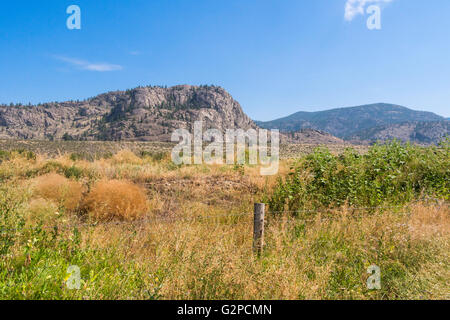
top-left (253, 203), bottom-right (265, 255)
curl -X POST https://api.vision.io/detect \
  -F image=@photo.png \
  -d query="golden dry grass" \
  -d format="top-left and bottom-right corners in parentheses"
top-left (1, 147), bottom-right (448, 300)
top-left (409, 201), bottom-right (450, 240)
top-left (111, 150), bottom-right (144, 165)
top-left (83, 179), bottom-right (149, 221)
top-left (81, 202), bottom-right (449, 300)
top-left (31, 173), bottom-right (83, 212)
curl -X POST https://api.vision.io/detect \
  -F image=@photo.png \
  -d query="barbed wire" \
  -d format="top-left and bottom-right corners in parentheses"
top-left (269, 212), bottom-right (414, 224)
top-left (265, 197), bottom-right (448, 215)
top-left (0, 197), bottom-right (447, 233)
top-left (0, 211), bottom-right (254, 233)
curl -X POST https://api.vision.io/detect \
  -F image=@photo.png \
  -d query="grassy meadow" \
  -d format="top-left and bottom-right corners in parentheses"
top-left (0, 140), bottom-right (448, 300)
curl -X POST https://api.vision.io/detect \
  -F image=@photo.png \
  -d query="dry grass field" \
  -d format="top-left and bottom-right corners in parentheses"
top-left (0, 139), bottom-right (368, 160)
top-left (0, 140), bottom-right (448, 300)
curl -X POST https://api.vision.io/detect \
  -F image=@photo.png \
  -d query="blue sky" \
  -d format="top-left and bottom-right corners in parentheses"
top-left (0, 0), bottom-right (449, 120)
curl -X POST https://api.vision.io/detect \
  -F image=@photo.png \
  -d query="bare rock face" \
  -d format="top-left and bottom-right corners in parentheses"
top-left (0, 85), bottom-right (256, 141)
top-left (283, 129), bottom-right (345, 145)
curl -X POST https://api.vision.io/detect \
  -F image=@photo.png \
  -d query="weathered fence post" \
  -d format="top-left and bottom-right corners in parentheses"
top-left (253, 203), bottom-right (265, 255)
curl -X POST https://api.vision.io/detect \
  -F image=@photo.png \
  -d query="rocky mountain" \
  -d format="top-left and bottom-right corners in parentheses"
top-left (349, 120), bottom-right (449, 145)
top-left (1, 90), bottom-right (446, 145)
top-left (256, 103), bottom-right (445, 139)
top-left (0, 85), bottom-right (256, 142)
top-left (284, 129), bottom-right (345, 145)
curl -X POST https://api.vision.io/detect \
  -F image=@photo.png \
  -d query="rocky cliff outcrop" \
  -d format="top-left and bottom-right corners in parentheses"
top-left (0, 85), bottom-right (256, 141)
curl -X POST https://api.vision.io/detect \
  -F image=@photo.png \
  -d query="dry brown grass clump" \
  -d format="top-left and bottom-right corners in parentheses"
top-left (111, 150), bottom-right (143, 165)
top-left (32, 173), bottom-right (83, 211)
top-left (84, 179), bottom-right (149, 221)
top-left (408, 202), bottom-right (450, 240)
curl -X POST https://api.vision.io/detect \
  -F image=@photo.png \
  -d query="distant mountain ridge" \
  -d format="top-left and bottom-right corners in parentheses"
top-left (256, 103), bottom-right (448, 144)
top-left (1, 91), bottom-right (447, 145)
top-left (349, 120), bottom-right (449, 145)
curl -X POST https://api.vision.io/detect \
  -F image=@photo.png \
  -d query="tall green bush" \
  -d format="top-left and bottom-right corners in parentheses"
top-left (268, 140), bottom-right (449, 214)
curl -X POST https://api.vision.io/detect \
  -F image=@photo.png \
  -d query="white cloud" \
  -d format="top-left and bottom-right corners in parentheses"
top-left (345, 0), bottom-right (393, 21)
top-left (53, 56), bottom-right (123, 72)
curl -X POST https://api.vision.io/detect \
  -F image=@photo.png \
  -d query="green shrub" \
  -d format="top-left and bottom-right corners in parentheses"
top-left (70, 152), bottom-right (88, 161)
top-left (139, 150), bottom-right (168, 162)
top-left (29, 162), bottom-right (85, 180)
top-left (0, 149), bottom-right (36, 163)
top-left (0, 150), bottom-right (11, 162)
top-left (63, 165), bottom-right (84, 180)
top-left (0, 186), bottom-right (26, 256)
top-left (268, 141), bottom-right (449, 214)
top-left (17, 149), bottom-right (36, 161)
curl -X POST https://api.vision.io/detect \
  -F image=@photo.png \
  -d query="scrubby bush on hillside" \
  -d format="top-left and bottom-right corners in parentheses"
top-left (268, 140), bottom-right (449, 213)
